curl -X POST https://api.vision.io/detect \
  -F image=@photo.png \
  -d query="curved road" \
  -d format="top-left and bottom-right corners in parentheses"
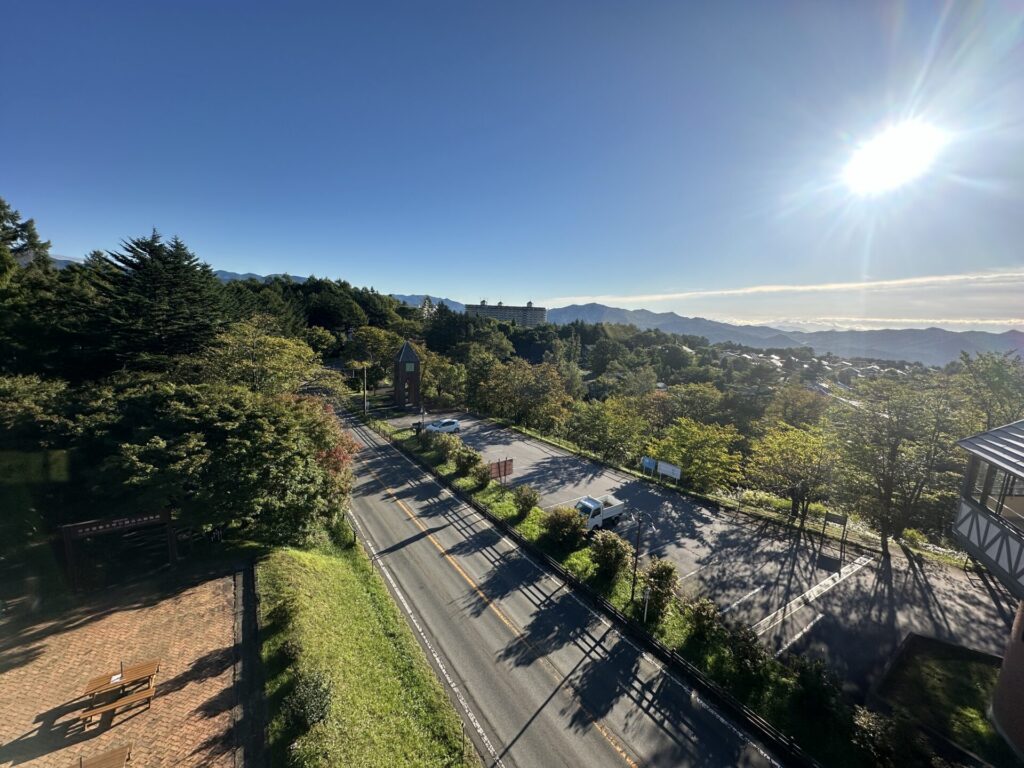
top-left (345, 414), bottom-right (783, 768)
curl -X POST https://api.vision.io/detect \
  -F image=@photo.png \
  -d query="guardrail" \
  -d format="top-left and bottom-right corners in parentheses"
top-left (359, 418), bottom-right (823, 768)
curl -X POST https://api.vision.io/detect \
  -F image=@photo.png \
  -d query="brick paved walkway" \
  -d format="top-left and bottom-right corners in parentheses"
top-left (0, 574), bottom-right (238, 767)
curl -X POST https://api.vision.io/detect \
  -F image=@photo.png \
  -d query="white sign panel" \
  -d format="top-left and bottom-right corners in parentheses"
top-left (657, 460), bottom-right (681, 481)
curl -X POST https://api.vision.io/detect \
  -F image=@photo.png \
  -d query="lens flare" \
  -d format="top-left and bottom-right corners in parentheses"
top-left (842, 121), bottom-right (948, 196)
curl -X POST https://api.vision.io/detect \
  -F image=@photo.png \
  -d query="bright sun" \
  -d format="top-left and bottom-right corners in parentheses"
top-left (842, 120), bottom-right (948, 196)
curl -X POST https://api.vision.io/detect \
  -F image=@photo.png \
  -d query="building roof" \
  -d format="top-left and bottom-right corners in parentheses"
top-left (958, 419), bottom-right (1024, 479)
top-left (395, 340), bottom-right (420, 363)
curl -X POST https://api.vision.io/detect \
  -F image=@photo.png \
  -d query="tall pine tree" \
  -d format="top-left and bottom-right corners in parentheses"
top-left (89, 232), bottom-right (227, 368)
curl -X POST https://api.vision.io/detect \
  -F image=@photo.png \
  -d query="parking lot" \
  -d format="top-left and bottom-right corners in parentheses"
top-left (393, 411), bottom-right (1017, 698)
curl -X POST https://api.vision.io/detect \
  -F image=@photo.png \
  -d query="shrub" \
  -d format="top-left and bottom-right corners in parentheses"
top-left (641, 557), bottom-right (678, 625)
top-left (590, 530), bottom-right (631, 581)
top-left (789, 656), bottom-right (846, 722)
top-left (454, 447), bottom-right (482, 474)
top-left (729, 625), bottom-right (769, 685)
top-left (470, 463), bottom-right (491, 488)
top-left (900, 528), bottom-right (927, 549)
top-left (283, 668), bottom-right (333, 733)
top-left (541, 506), bottom-right (585, 549)
top-left (512, 485), bottom-right (540, 519)
top-left (432, 432), bottom-right (462, 462)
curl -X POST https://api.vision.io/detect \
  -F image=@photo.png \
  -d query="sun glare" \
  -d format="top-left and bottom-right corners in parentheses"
top-left (842, 121), bottom-right (948, 196)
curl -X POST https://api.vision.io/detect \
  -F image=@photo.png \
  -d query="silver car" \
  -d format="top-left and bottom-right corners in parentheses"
top-left (424, 418), bottom-right (461, 434)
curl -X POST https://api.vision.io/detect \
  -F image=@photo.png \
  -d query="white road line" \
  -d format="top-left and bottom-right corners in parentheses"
top-left (680, 564), bottom-right (708, 580)
top-left (347, 414), bottom-right (784, 768)
top-left (775, 613), bottom-right (825, 657)
top-left (751, 554), bottom-right (873, 637)
top-left (349, 512), bottom-right (505, 767)
top-left (722, 585), bottom-right (763, 614)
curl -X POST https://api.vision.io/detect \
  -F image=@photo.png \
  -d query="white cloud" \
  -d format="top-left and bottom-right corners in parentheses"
top-left (542, 268), bottom-right (1024, 306)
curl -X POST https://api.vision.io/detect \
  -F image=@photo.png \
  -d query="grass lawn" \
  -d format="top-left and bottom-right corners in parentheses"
top-left (258, 545), bottom-right (479, 768)
top-left (881, 640), bottom-right (1018, 766)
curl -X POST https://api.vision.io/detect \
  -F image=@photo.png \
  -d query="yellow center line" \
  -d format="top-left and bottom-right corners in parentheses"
top-left (363, 461), bottom-right (640, 768)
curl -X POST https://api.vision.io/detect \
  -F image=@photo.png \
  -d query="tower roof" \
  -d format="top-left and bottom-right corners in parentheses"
top-left (958, 419), bottom-right (1024, 479)
top-left (395, 340), bottom-right (420, 364)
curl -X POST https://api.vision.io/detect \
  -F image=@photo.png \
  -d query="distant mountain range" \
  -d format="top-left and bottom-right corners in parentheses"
top-left (213, 269), bottom-right (309, 283)
top-left (40, 259), bottom-right (1019, 366)
top-left (548, 303), bottom-right (1024, 366)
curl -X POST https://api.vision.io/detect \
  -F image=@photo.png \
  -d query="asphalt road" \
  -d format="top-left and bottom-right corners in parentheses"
top-left (397, 412), bottom-right (1018, 699)
top-left (345, 413), bottom-right (785, 768)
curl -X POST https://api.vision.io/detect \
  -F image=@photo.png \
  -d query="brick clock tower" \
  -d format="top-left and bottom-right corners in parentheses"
top-left (393, 341), bottom-right (421, 409)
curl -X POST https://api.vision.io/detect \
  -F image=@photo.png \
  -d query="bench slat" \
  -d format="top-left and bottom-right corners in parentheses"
top-left (75, 743), bottom-right (132, 768)
top-left (80, 687), bottom-right (154, 721)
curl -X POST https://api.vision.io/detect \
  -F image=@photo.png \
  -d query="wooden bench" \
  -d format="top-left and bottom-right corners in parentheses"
top-left (80, 687), bottom-right (155, 725)
top-left (84, 660), bottom-right (160, 698)
top-left (73, 743), bottom-right (132, 767)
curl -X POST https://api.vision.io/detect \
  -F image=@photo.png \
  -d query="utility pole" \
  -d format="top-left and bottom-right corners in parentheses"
top-left (362, 365), bottom-right (368, 414)
top-left (630, 512), bottom-right (643, 604)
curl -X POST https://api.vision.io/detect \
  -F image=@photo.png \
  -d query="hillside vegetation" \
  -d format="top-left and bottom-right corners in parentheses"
top-left (259, 546), bottom-right (479, 768)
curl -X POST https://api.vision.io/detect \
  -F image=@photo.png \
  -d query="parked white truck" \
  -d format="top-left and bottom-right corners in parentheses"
top-left (574, 494), bottom-right (625, 531)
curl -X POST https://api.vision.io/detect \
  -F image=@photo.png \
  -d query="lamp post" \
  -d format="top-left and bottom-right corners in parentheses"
top-left (630, 513), bottom-right (643, 604)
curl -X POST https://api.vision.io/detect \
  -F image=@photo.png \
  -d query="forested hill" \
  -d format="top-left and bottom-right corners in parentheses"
top-left (549, 303), bottom-right (1024, 367)
top-left (46, 256), bottom-right (1022, 366)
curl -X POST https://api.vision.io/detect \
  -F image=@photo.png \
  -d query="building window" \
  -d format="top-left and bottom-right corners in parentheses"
top-left (405, 362), bottom-right (416, 372)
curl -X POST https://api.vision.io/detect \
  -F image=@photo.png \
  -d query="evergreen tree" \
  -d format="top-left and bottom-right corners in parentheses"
top-left (89, 232), bottom-right (227, 368)
top-left (0, 196), bottom-right (51, 286)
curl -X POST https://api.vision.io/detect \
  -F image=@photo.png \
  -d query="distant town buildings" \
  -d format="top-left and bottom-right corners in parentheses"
top-left (466, 300), bottom-right (547, 327)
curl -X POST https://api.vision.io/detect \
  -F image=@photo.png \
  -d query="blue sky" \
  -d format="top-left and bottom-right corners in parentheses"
top-left (4, 1), bottom-right (1023, 330)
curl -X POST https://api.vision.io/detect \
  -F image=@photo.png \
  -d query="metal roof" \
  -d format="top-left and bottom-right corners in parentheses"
top-left (957, 419), bottom-right (1024, 479)
top-left (395, 340), bottom-right (420, 363)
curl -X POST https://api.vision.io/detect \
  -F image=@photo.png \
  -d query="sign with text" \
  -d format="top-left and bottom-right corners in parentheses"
top-left (640, 456), bottom-right (656, 473)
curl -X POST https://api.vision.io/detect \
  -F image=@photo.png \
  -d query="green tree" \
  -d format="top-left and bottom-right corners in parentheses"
top-left (588, 338), bottom-right (626, 376)
top-left (763, 381), bottom-right (828, 428)
top-left (565, 398), bottom-right (648, 465)
top-left (958, 350), bottom-right (1024, 430)
top-left (512, 484), bottom-right (540, 519)
top-left (87, 233), bottom-right (227, 369)
top-left (414, 345), bottom-right (466, 408)
top-left (650, 417), bottom-right (742, 493)
top-left (0, 196), bottom-right (51, 287)
top-left (303, 326), bottom-right (340, 357)
top-left (541, 506), bottom-right (585, 550)
top-left (346, 326), bottom-right (403, 391)
top-left (483, 360), bottom-right (569, 431)
top-left (666, 382), bottom-right (724, 424)
top-left (747, 424), bottom-right (835, 517)
top-left (306, 291), bottom-right (367, 334)
top-left (591, 530), bottom-right (631, 582)
top-left (830, 377), bottom-right (968, 549)
top-left (194, 316), bottom-right (335, 396)
top-left (79, 382), bottom-right (357, 545)
top-left (641, 557), bottom-right (678, 625)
